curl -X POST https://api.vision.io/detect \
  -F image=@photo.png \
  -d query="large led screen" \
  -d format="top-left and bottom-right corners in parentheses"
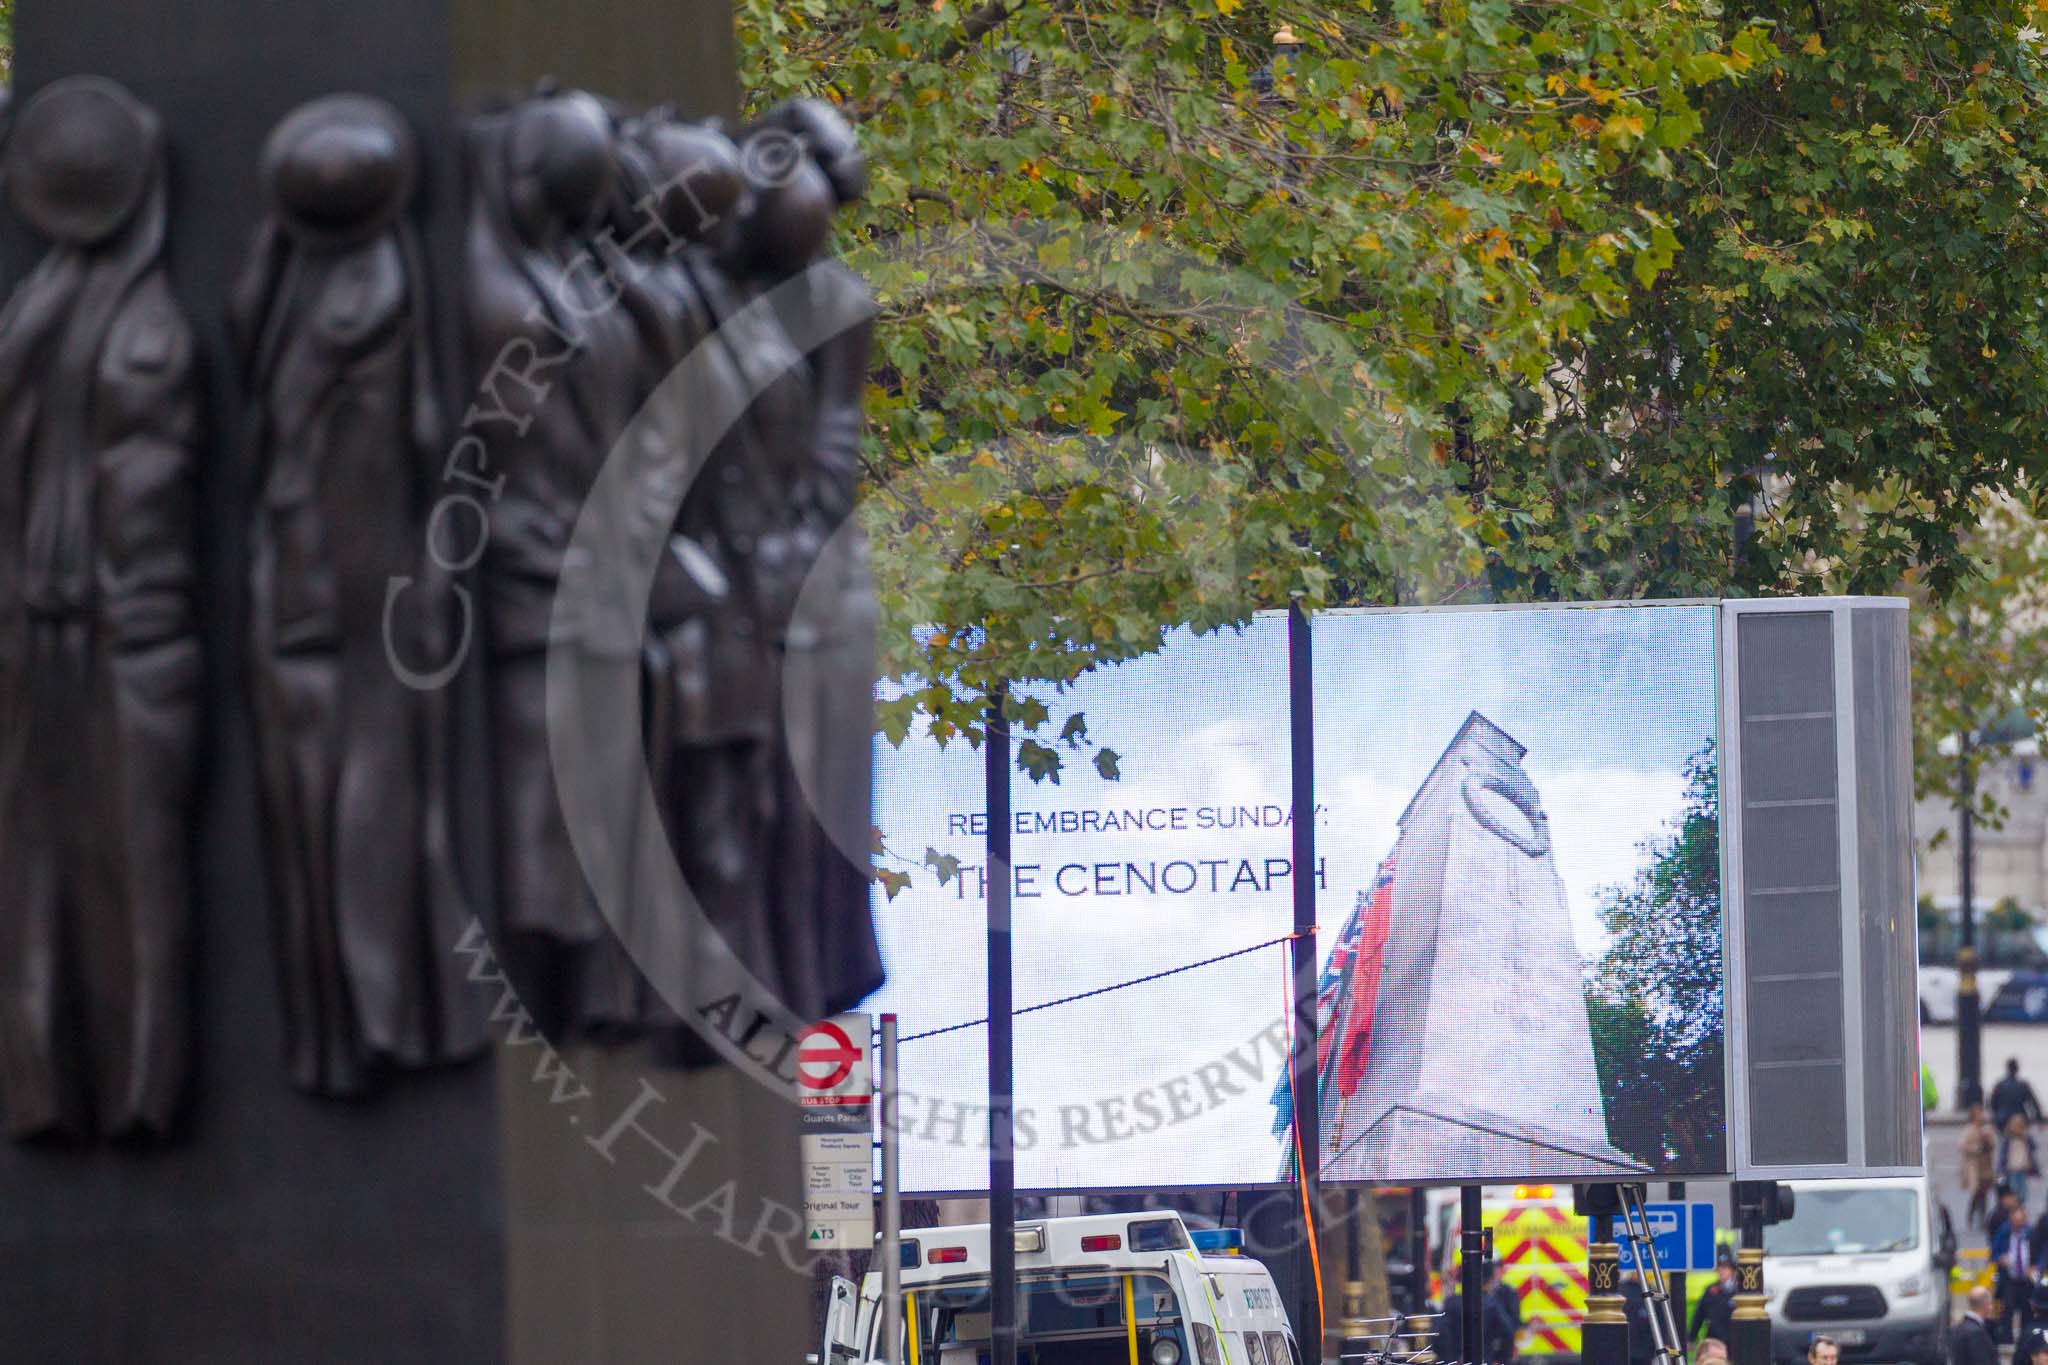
top-left (868, 616), bottom-right (1298, 1193)
top-left (1309, 604), bottom-right (1725, 1181)
top-left (866, 602), bottom-right (1731, 1193)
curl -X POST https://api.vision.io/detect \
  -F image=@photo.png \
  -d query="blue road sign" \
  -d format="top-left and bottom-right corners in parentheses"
top-left (1595, 1202), bottom-right (1718, 1273)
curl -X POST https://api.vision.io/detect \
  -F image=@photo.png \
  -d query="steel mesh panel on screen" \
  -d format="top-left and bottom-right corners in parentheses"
top-left (1736, 610), bottom-right (1849, 1167)
top-left (1853, 606), bottom-right (1921, 1169)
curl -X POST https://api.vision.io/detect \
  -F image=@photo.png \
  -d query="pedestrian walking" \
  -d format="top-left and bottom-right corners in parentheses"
top-left (2002, 1113), bottom-right (2043, 1211)
top-left (1993, 1185), bottom-right (2024, 1243)
top-left (1952, 1288), bottom-right (1996, 1365)
top-left (1994, 1058), bottom-right (2045, 1134)
top-left (1964, 1103), bottom-right (2001, 1227)
top-left (1690, 1251), bottom-right (1737, 1344)
top-left (1996, 1202), bottom-right (2039, 1343)
top-left (1481, 1263), bottom-right (1522, 1365)
top-left (1621, 1274), bottom-right (1655, 1365)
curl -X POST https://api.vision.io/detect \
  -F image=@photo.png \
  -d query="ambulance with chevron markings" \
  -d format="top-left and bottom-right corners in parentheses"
top-left (1428, 1185), bottom-right (1587, 1363)
top-left (815, 1212), bottom-right (1303, 1365)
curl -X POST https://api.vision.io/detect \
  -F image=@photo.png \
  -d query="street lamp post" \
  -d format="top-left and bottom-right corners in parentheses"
top-left (1955, 704), bottom-right (2036, 1112)
top-left (1958, 733), bottom-right (1982, 1110)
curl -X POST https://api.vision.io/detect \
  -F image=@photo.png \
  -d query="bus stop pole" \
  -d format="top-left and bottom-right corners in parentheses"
top-left (987, 695), bottom-right (1018, 1365)
top-left (881, 1014), bottom-right (903, 1365)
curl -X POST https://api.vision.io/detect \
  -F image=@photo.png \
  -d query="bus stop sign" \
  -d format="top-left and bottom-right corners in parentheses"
top-left (1595, 1202), bottom-right (1718, 1273)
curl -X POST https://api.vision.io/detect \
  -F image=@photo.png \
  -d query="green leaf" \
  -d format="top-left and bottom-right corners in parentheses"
top-left (1018, 739), bottom-right (1063, 784)
top-left (923, 848), bottom-right (963, 885)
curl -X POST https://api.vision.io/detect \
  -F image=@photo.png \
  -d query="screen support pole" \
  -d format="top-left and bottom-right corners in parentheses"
top-left (1408, 1188), bottom-right (1429, 1339)
top-left (1731, 1191), bottom-right (1769, 1365)
top-left (987, 692), bottom-right (1017, 1365)
top-left (1585, 1202), bottom-right (1627, 1365)
top-left (1461, 1185), bottom-right (1485, 1364)
top-left (1287, 603), bottom-right (1322, 1353)
top-left (1667, 1181), bottom-right (1687, 1356)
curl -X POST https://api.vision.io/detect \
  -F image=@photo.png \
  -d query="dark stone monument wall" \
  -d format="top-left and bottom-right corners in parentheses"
top-left (0, 3), bottom-right (737, 1361)
top-left (450, 0), bottom-right (738, 114)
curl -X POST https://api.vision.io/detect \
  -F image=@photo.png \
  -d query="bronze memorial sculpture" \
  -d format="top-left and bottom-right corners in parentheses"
top-left (465, 90), bottom-right (884, 1048)
top-left (595, 111), bottom-right (764, 1041)
top-left (615, 102), bottom-right (885, 1043)
top-left (466, 87), bottom-right (672, 1034)
top-left (0, 68), bottom-right (886, 1140)
top-left (233, 94), bottom-right (486, 1096)
top-left (729, 100), bottom-right (885, 1024)
top-left (0, 2), bottom-right (886, 1359)
top-left (0, 76), bottom-right (202, 1140)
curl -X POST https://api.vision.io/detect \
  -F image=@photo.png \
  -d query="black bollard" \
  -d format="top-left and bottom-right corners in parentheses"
top-left (1578, 1185), bottom-right (1630, 1365)
top-left (1731, 1182), bottom-right (1791, 1365)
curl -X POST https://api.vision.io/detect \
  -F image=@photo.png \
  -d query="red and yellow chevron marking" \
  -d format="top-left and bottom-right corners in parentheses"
top-left (1488, 1200), bottom-right (1588, 1359)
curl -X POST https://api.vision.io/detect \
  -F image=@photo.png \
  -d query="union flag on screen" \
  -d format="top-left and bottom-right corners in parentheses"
top-left (1270, 856), bottom-right (1397, 1139)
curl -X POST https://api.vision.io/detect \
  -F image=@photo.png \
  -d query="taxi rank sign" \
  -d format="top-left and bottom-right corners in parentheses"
top-left (799, 1014), bottom-right (875, 1251)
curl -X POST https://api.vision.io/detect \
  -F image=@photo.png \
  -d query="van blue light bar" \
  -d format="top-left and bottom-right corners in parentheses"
top-left (1191, 1229), bottom-right (1244, 1255)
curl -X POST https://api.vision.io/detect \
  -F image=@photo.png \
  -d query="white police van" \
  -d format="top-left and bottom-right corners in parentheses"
top-left (1764, 1177), bottom-right (1955, 1365)
top-left (817, 1212), bottom-right (1304, 1365)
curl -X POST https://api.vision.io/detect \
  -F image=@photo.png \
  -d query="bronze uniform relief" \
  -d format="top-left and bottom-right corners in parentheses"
top-left (720, 100), bottom-right (886, 1024)
top-left (0, 76), bottom-right (202, 1140)
top-left (232, 94), bottom-right (486, 1097)
top-left (461, 93), bottom-right (888, 1051)
top-left (598, 115), bottom-right (769, 1036)
top-left (465, 88), bottom-right (664, 1032)
top-left (640, 116), bottom-right (810, 1041)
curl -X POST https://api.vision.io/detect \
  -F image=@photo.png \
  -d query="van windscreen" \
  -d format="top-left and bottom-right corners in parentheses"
top-left (1763, 1189), bottom-right (1918, 1255)
top-left (920, 1273), bottom-right (1185, 1365)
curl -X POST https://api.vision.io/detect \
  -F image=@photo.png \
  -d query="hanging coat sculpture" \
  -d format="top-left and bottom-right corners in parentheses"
top-left (232, 93), bottom-right (486, 1097)
top-left (0, 76), bottom-right (201, 1140)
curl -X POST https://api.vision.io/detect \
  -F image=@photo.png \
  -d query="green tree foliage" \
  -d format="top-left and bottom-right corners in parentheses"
top-left (739, 0), bottom-right (1770, 770)
top-left (1512, 1), bottom-right (2048, 604)
top-left (738, 2), bottom-right (2048, 775)
top-left (1587, 743), bottom-right (1723, 1167)
top-left (1908, 498), bottom-right (2048, 834)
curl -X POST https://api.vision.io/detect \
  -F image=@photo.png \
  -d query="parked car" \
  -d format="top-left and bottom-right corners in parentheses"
top-left (1919, 898), bottom-right (2048, 1023)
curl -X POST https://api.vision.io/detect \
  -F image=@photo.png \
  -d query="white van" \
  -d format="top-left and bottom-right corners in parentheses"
top-left (816, 1212), bottom-right (1304, 1365)
top-left (1764, 1176), bottom-right (1956, 1365)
